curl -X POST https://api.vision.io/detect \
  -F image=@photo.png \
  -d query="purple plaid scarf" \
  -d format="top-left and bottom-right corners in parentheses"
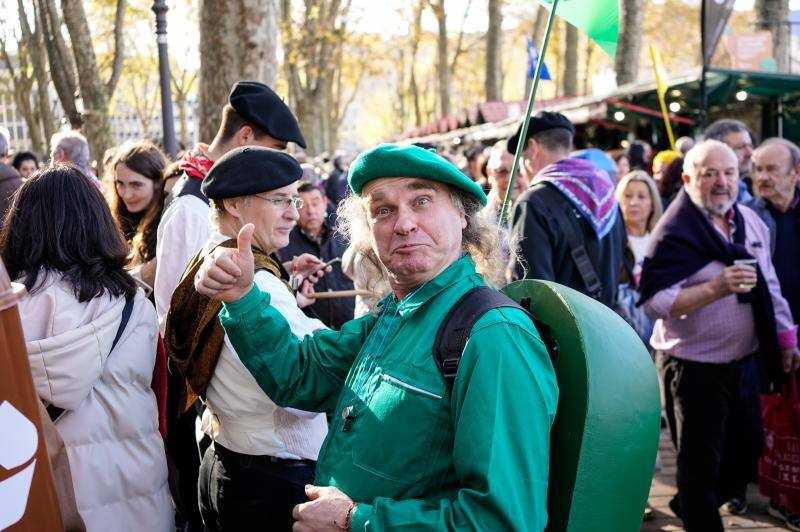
top-left (532, 157), bottom-right (618, 238)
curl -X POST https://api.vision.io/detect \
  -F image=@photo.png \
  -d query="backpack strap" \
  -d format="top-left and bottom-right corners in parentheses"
top-left (433, 286), bottom-right (531, 384)
top-left (47, 296), bottom-right (135, 422)
top-left (534, 183), bottom-right (603, 301)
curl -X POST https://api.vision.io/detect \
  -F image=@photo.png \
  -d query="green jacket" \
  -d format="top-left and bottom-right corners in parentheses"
top-left (220, 255), bottom-right (558, 530)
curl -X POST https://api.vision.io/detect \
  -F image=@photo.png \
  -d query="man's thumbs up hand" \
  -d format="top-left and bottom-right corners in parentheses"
top-left (194, 223), bottom-right (256, 302)
top-left (236, 223), bottom-right (255, 263)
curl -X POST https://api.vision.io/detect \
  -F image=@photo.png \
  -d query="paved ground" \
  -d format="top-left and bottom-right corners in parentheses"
top-left (642, 428), bottom-right (789, 531)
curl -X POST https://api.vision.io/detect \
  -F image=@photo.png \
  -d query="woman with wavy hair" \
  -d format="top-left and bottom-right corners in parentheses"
top-left (109, 140), bottom-right (167, 288)
top-left (0, 165), bottom-right (172, 531)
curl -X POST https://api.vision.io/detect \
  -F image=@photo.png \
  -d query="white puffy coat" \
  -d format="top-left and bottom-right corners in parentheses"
top-left (19, 272), bottom-right (173, 531)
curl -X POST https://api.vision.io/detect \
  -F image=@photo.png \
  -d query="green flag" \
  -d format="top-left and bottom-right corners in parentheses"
top-left (536, 0), bottom-right (619, 58)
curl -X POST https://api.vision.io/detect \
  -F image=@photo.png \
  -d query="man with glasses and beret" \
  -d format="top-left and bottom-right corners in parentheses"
top-left (165, 146), bottom-right (330, 531)
top-left (154, 81), bottom-right (307, 531)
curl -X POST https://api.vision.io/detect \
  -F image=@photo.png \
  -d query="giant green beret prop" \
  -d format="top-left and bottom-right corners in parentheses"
top-left (348, 144), bottom-right (487, 206)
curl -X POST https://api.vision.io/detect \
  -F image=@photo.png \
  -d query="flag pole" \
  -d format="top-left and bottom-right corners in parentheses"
top-left (649, 45), bottom-right (677, 151)
top-left (498, 0), bottom-right (561, 231)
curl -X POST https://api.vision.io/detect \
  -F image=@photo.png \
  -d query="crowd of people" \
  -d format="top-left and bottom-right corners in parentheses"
top-left (0, 78), bottom-right (798, 532)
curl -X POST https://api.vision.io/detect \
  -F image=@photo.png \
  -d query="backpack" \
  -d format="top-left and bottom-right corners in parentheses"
top-left (433, 286), bottom-right (556, 384)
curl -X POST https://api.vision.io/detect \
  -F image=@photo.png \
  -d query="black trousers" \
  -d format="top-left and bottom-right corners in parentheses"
top-left (659, 353), bottom-right (764, 532)
top-left (198, 443), bottom-right (316, 532)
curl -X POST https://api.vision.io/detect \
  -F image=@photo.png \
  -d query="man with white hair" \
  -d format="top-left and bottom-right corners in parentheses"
top-left (194, 144), bottom-right (558, 530)
top-left (639, 140), bottom-right (799, 532)
top-left (50, 130), bottom-right (97, 182)
top-left (0, 127), bottom-right (22, 222)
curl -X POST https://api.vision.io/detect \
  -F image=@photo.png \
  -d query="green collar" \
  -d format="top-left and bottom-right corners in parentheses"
top-left (378, 254), bottom-right (479, 319)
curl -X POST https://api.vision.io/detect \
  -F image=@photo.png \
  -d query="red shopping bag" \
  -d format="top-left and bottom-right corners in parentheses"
top-left (759, 372), bottom-right (800, 514)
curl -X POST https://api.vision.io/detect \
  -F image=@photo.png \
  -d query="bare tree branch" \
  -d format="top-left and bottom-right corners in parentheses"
top-left (105, 0), bottom-right (127, 96)
top-left (449, 0), bottom-right (474, 74)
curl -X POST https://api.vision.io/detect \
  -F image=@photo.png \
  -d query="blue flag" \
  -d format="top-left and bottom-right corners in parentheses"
top-left (526, 38), bottom-right (551, 80)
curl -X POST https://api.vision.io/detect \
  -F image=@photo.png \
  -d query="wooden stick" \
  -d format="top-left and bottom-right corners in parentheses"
top-left (312, 289), bottom-right (376, 299)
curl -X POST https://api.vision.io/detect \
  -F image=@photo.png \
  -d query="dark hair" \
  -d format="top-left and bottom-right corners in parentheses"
top-left (12, 151), bottom-right (38, 171)
top-left (628, 143), bottom-right (646, 170)
top-left (0, 165), bottom-right (137, 302)
top-left (658, 156), bottom-right (684, 200)
top-left (217, 104), bottom-right (268, 142)
top-left (297, 179), bottom-right (324, 195)
top-left (532, 128), bottom-right (573, 152)
top-left (110, 141), bottom-right (167, 265)
top-left (705, 119), bottom-right (756, 144)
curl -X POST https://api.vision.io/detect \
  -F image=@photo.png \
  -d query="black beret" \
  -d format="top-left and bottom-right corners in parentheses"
top-left (507, 111), bottom-right (575, 153)
top-left (201, 146), bottom-right (302, 200)
top-left (229, 81), bottom-right (307, 149)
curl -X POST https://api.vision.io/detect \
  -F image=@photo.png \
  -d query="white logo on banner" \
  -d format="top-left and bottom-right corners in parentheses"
top-left (0, 400), bottom-right (39, 529)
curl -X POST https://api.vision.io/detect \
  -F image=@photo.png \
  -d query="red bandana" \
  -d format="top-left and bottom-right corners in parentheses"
top-left (179, 143), bottom-right (215, 180)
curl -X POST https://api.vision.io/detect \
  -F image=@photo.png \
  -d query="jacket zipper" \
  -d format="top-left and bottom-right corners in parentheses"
top-left (381, 373), bottom-right (442, 399)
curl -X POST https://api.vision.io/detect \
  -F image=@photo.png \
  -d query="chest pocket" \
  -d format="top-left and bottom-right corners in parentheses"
top-left (351, 371), bottom-right (444, 484)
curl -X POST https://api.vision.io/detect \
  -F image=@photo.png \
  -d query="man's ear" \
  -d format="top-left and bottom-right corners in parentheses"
top-left (681, 172), bottom-right (692, 185)
top-left (223, 197), bottom-right (243, 220)
top-left (236, 125), bottom-right (254, 146)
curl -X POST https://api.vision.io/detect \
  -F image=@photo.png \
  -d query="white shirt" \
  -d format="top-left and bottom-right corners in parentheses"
top-left (200, 232), bottom-right (329, 459)
top-left (154, 194), bottom-right (212, 332)
top-left (628, 232), bottom-right (650, 278)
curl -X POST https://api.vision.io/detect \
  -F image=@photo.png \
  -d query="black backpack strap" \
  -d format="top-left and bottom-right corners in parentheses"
top-left (47, 296), bottom-right (135, 422)
top-left (538, 184), bottom-right (603, 301)
top-left (434, 286), bottom-right (531, 384)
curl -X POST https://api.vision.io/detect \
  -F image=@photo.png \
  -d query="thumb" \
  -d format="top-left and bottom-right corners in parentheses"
top-left (237, 223), bottom-right (255, 259)
top-left (305, 484), bottom-right (323, 500)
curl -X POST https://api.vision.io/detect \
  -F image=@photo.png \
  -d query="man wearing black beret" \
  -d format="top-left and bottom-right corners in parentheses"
top-left (165, 146), bottom-right (330, 531)
top-left (508, 111), bottom-right (627, 308)
top-left (154, 81), bottom-right (306, 531)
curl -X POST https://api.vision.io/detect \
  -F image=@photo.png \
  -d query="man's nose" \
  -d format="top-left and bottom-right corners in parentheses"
top-left (394, 206), bottom-right (418, 234)
top-left (286, 204), bottom-right (300, 221)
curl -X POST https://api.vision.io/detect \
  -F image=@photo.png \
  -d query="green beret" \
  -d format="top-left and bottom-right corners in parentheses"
top-left (348, 144), bottom-right (487, 206)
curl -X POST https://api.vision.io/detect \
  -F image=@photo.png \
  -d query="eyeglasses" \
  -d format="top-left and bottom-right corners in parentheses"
top-left (253, 194), bottom-right (305, 210)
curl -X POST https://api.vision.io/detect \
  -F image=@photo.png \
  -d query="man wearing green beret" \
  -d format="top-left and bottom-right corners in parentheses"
top-left (194, 144), bottom-right (558, 530)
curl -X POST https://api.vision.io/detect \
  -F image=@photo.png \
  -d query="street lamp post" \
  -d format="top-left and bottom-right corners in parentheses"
top-left (152, 0), bottom-right (178, 160)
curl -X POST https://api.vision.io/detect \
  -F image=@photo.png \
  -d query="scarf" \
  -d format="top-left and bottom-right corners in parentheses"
top-left (178, 143), bottom-right (214, 181)
top-left (163, 239), bottom-right (281, 412)
top-left (639, 188), bottom-right (782, 386)
top-left (532, 157), bottom-right (618, 238)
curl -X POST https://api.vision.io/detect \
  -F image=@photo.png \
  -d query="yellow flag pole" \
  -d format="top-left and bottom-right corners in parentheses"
top-left (649, 44), bottom-right (676, 151)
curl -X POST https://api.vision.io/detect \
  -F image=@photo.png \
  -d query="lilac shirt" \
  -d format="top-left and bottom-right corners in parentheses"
top-left (644, 204), bottom-right (798, 363)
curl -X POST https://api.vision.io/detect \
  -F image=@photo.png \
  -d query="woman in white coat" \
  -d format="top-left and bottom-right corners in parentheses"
top-left (0, 165), bottom-right (173, 531)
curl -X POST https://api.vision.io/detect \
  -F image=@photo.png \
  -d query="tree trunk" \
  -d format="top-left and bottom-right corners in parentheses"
top-left (756, 0), bottom-right (790, 72)
top-left (35, 0), bottom-right (81, 128)
top-left (60, 0), bottom-right (116, 167)
top-left (562, 22), bottom-right (579, 96)
top-left (19, 0), bottom-right (54, 151)
top-left (409, 0), bottom-right (424, 127)
top-left (430, 0), bottom-right (451, 117)
top-left (615, 0), bottom-right (643, 86)
top-left (198, 0), bottom-right (280, 143)
top-left (583, 37), bottom-right (595, 96)
top-left (485, 0), bottom-right (503, 101)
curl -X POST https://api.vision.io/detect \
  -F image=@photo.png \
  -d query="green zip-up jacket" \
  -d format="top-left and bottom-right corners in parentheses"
top-left (219, 255), bottom-right (558, 530)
